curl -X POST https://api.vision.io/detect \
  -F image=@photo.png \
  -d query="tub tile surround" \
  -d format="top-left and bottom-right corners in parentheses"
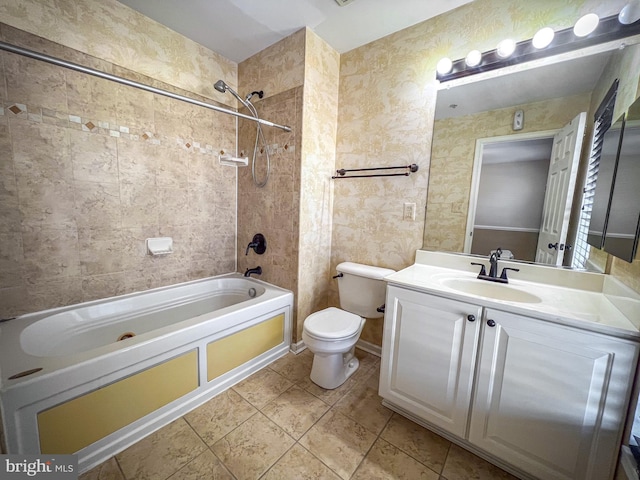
top-left (236, 86), bottom-right (303, 307)
top-left (0, 24), bottom-right (239, 318)
top-left (80, 349), bottom-right (517, 480)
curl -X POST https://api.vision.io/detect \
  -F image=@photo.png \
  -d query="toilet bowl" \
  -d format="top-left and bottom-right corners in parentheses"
top-left (302, 262), bottom-right (395, 390)
top-left (302, 307), bottom-right (365, 389)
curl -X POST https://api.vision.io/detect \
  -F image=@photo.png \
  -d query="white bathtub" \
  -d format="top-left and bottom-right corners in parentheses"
top-left (0, 274), bottom-right (293, 472)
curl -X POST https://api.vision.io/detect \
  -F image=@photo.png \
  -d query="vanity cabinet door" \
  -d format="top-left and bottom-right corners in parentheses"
top-left (469, 309), bottom-right (638, 480)
top-left (380, 286), bottom-right (482, 437)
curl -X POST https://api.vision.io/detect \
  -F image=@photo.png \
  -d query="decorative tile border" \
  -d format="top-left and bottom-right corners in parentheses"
top-left (1, 100), bottom-right (227, 154)
top-left (1, 99), bottom-right (296, 158)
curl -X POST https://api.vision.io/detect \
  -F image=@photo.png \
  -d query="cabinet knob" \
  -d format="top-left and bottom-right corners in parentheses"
top-left (487, 319), bottom-right (496, 327)
top-left (467, 314), bottom-right (476, 322)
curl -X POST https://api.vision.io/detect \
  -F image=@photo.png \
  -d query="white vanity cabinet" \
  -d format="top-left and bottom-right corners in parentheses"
top-left (380, 285), bottom-right (640, 480)
top-left (379, 285), bottom-right (482, 437)
top-left (470, 308), bottom-right (638, 480)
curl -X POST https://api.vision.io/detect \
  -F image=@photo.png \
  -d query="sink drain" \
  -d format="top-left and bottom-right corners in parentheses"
top-left (9, 367), bottom-right (43, 380)
top-left (117, 332), bottom-right (136, 341)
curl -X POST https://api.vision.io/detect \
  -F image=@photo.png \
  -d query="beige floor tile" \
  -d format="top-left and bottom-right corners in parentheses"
top-left (115, 418), bottom-right (207, 480)
top-left (262, 444), bottom-right (342, 480)
top-left (232, 366), bottom-right (293, 409)
top-left (333, 372), bottom-right (392, 435)
top-left (354, 348), bottom-right (381, 375)
top-left (167, 449), bottom-right (234, 480)
top-left (212, 412), bottom-right (294, 480)
top-left (268, 350), bottom-right (314, 384)
top-left (298, 362), bottom-right (370, 406)
top-left (184, 389), bottom-right (257, 446)
top-left (351, 438), bottom-right (441, 480)
top-left (380, 414), bottom-right (450, 474)
top-left (441, 444), bottom-right (519, 480)
top-left (299, 409), bottom-right (377, 480)
top-left (78, 457), bottom-right (124, 480)
top-left (261, 385), bottom-right (330, 439)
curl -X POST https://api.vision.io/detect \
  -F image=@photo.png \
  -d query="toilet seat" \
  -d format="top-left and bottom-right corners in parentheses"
top-left (304, 307), bottom-right (362, 340)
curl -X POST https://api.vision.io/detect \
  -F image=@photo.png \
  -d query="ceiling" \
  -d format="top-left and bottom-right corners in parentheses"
top-left (117, 0), bottom-right (473, 63)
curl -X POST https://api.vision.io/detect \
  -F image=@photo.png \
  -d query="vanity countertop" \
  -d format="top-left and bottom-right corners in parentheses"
top-left (385, 251), bottom-right (640, 340)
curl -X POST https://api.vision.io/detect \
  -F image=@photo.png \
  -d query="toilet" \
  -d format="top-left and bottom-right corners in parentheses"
top-left (302, 262), bottom-right (395, 389)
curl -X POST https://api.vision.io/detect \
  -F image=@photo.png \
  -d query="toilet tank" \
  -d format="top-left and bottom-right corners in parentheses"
top-left (336, 262), bottom-right (395, 318)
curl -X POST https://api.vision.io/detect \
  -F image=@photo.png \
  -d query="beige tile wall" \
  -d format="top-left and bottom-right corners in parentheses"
top-left (238, 29), bottom-right (340, 343)
top-left (236, 87), bottom-right (303, 300)
top-left (0, 25), bottom-right (237, 318)
top-left (0, 0), bottom-right (237, 108)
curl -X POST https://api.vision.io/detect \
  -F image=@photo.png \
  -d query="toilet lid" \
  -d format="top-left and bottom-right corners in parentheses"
top-left (305, 307), bottom-right (362, 339)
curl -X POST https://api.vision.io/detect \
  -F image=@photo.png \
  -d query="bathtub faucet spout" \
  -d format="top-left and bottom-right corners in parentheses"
top-left (244, 266), bottom-right (262, 277)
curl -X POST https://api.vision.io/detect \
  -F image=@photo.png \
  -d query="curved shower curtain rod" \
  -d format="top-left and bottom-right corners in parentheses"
top-left (0, 40), bottom-right (292, 133)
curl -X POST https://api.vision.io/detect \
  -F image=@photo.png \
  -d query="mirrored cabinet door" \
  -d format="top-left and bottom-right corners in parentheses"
top-left (587, 116), bottom-right (623, 249)
top-left (604, 101), bottom-right (640, 261)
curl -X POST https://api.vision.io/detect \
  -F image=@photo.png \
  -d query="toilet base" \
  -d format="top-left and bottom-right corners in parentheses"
top-left (309, 347), bottom-right (359, 389)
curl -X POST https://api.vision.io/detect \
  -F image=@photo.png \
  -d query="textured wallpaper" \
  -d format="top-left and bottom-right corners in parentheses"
top-left (296, 30), bottom-right (340, 342)
top-left (333, 0), bottom-right (630, 345)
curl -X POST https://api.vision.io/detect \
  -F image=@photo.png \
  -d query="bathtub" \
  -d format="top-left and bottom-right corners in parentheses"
top-left (0, 274), bottom-right (293, 472)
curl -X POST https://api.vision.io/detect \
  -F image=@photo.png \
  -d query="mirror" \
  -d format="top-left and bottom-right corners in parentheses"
top-left (425, 37), bottom-right (640, 267)
top-left (603, 98), bottom-right (640, 261)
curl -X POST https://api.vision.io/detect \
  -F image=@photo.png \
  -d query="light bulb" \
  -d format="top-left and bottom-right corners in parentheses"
top-left (619, 1), bottom-right (640, 24)
top-left (465, 50), bottom-right (482, 67)
top-left (496, 39), bottom-right (516, 58)
top-left (532, 27), bottom-right (555, 49)
top-left (574, 13), bottom-right (599, 37)
top-left (436, 57), bottom-right (453, 75)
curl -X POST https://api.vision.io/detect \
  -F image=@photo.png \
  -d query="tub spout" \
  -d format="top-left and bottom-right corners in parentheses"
top-left (244, 266), bottom-right (262, 277)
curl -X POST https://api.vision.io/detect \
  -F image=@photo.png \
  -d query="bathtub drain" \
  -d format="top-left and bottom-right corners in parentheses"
top-left (117, 332), bottom-right (136, 341)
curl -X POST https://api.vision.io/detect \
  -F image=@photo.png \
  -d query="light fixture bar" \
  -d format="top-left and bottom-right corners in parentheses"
top-left (437, 14), bottom-right (640, 82)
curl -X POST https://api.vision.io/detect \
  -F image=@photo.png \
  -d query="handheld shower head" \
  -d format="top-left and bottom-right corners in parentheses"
top-left (214, 79), bottom-right (228, 93)
top-left (214, 79), bottom-right (251, 109)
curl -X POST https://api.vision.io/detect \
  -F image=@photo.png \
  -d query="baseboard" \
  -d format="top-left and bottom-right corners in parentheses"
top-left (356, 339), bottom-right (381, 357)
top-left (290, 339), bottom-right (306, 354)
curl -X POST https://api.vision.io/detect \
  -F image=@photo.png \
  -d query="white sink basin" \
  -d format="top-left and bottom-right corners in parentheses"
top-left (441, 278), bottom-right (542, 304)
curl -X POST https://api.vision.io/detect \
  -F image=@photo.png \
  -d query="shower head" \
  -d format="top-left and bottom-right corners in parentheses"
top-left (214, 79), bottom-right (250, 109)
top-left (214, 79), bottom-right (227, 93)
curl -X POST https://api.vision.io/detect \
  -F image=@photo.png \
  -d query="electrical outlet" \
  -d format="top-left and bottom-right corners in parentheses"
top-left (403, 202), bottom-right (416, 221)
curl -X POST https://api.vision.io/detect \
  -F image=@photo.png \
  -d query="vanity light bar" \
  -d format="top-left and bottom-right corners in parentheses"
top-left (437, 14), bottom-right (640, 83)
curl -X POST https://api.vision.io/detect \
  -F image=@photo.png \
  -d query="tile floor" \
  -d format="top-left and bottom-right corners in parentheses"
top-left (80, 349), bottom-right (517, 480)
